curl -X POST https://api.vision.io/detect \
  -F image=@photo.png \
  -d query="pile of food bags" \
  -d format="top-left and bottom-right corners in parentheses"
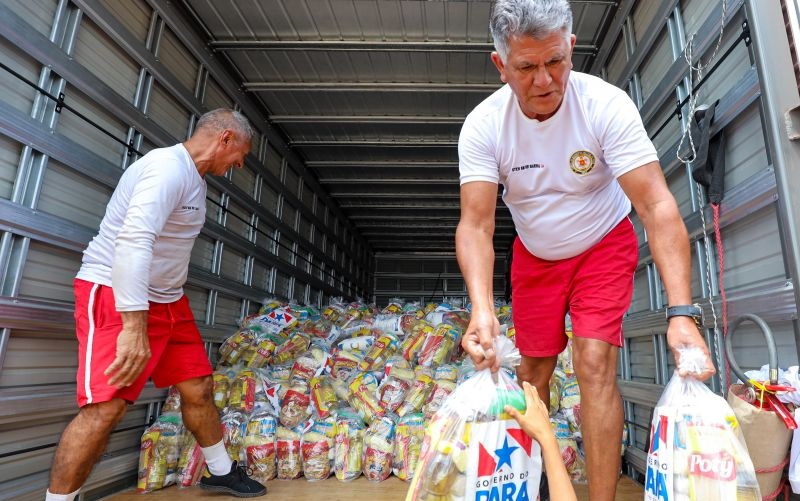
top-left (136, 297), bottom-right (617, 490)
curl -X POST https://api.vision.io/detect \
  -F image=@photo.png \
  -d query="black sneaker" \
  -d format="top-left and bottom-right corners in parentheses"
top-left (538, 471), bottom-right (549, 501)
top-left (199, 461), bottom-right (267, 497)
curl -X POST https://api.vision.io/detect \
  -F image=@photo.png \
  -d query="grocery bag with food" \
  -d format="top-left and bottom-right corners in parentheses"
top-left (645, 347), bottom-right (761, 501)
top-left (405, 336), bottom-right (542, 501)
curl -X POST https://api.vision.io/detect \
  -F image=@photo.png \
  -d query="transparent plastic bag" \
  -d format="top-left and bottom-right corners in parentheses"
top-left (645, 347), bottom-right (761, 501)
top-left (405, 336), bottom-right (541, 501)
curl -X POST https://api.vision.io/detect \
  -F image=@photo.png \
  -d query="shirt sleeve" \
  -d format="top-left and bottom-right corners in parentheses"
top-left (111, 158), bottom-right (185, 311)
top-left (598, 90), bottom-right (660, 178)
top-left (458, 113), bottom-right (500, 185)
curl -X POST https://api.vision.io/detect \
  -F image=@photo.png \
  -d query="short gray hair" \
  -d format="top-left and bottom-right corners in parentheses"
top-left (196, 108), bottom-right (255, 143)
top-left (490, 0), bottom-right (573, 62)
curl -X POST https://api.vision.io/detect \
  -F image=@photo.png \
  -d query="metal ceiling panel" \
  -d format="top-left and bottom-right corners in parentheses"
top-left (181, 0), bottom-right (620, 252)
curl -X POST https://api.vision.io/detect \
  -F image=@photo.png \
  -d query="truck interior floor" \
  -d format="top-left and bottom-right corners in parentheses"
top-left (102, 475), bottom-right (645, 501)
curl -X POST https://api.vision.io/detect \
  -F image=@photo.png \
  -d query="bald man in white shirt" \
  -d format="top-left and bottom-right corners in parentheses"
top-left (47, 109), bottom-right (266, 500)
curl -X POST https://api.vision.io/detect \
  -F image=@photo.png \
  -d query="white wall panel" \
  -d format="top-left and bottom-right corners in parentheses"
top-left (632, 0), bottom-right (661, 44)
top-left (606, 36), bottom-right (628, 84)
top-left (183, 284), bottom-right (209, 324)
top-left (650, 100), bottom-right (682, 158)
top-left (252, 261), bottom-right (271, 291)
top-left (722, 102), bottom-right (769, 188)
top-left (284, 166), bottom-right (300, 198)
top-left (158, 27), bottom-right (199, 94)
top-left (278, 234), bottom-right (295, 264)
top-left (0, 335), bottom-right (76, 387)
top-left (274, 270), bottom-right (290, 298)
top-left (629, 336), bottom-right (656, 383)
top-left (203, 77), bottom-right (234, 110)
top-left (256, 219), bottom-right (276, 253)
top-left (298, 215), bottom-right (312, 242)
top-left (56, 87), bottom-right (128, 165)
top-left (630, 271), bottom-right (651, 314)
top-left (225, 199), bottom-right (252, 240)
top-left (264, 144), bottom-right (282, 180)
top-left (190, 233), bottom-right (215, 270)
top-left (0, 135), bottom-right (22, 200)
top-left (261, 183), bottom-right (279, 216)
top-left (97, 0), bottom-right (151, 44)
top-left (680, 0), bottom-right (717, 40)
top-left (146, 81), bottom-right (190, 141)
top-left (219, 246), bottom-right (247, 282)
top-left (728, 319), bottom-right (798, 372)
top-left (0, 39), bottom-right (39, 115)
top-left (72, 17), bottom-right (139, 102)
top-left (214, 292), bottom-right (242, 330)
top-left (5, 0), bottom-right (56, 38)
top-left (17, 242), bottom-right (80, 302)
top-left (37, 158), bottom-right (112, 228)
top-left (231, 164), bottom-right (257, 198)
top-left (301, 182), bottom-right (314, 211)
top-left (281, 201), bottom-right (298, 229)
top-left (639, 30), bottom-right (673, 101)
top-left (717, 206), bottom-right (784, 290)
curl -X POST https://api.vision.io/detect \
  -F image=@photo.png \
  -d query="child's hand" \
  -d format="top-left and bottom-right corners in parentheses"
top-left (504, 381), bottom-right (551, 442)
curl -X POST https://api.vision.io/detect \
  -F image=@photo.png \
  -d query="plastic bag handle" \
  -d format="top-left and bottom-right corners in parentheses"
top-left (724, 313), bottom-right (778, 385)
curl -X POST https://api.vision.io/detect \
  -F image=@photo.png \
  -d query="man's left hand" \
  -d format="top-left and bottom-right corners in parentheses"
top-left (666, 316), bottom-right (716, 381)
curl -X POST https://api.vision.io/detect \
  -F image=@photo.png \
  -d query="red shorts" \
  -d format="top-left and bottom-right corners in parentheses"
top-left (74, 278), bottom-right (212, 407)
top-left (511, 218), bottom-right (638, 357)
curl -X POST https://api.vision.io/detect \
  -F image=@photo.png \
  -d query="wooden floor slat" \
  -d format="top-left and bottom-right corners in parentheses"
top-left (105, 475), bottom-right (644, 500)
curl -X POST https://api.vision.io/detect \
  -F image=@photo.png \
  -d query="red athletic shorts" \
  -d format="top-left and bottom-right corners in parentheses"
top-left (511, 217), bottom-right (638, 357)
top-left (73, 278), bottom-right (213, 407)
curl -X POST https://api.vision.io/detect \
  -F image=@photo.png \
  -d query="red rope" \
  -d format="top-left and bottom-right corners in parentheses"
top-left (712, 203), bottom-right (731, 387)
top-left (754, 455), bottom-right (790, 501)
top-left (755, 455), bottom-right (790, 473)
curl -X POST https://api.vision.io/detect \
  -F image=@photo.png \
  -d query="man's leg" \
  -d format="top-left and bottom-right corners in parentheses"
top-left (176, 375), bottom-right (222, 446)
top-left (49, 399), bottom-right (127, 493)
top-left (177, 376), bottom-right (266, 496)
top-left (516, 354), bottom-right (559, 410)
top-left (572, 338), bottom-right (622, 501)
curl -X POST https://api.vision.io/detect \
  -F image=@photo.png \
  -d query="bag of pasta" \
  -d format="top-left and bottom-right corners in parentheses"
top-left (276, 427), bottom-right (302, 480)
top-left (244, 408), bottom-right (277, 482)
top-left (334, 410), bottom-right (365, 481)
top-left (405, 336), bottom-right (542, 501)
top-left (302, 430), bottom-right (334, 481)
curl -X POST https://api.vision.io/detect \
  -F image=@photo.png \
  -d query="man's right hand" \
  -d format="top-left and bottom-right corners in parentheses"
top-left (105, 311), bottom-right (151, 388)
top-left (462, 310), bottom-right (501, 372)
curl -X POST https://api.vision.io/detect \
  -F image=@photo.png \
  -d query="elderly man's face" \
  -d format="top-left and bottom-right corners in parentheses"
top-left (492, 31), bottom-right (576, 121)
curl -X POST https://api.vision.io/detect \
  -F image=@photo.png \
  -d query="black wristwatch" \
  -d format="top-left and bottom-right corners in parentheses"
top-left (665, 303), bottom-right (704, 327)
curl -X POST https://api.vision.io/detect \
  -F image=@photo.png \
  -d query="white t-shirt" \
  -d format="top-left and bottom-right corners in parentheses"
top-left (77, 144), bottom-right (207, 311)
top-left (459, 71), bottom-right (658, 260)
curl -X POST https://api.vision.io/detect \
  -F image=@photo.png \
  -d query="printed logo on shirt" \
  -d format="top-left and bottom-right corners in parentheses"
top-left (569, 150), bottom-right (596, 176)
top-left (511, 163), bottom-right (545, 173)
top-left (181, 205), bottom-right (200, 211)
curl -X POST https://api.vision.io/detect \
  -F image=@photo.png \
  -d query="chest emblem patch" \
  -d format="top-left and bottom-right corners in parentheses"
top-left (569, 150), bottom-right (596, 175)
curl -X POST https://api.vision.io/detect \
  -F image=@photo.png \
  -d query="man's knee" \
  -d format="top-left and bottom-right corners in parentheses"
top-left (573, 339), bottom-right (618, 390)
top-left (176, 375), bottom-right (214, 407)
top-left (516, 356), bottom-right (557, 386)
top-left (79, 399), bottom-right (127, 431)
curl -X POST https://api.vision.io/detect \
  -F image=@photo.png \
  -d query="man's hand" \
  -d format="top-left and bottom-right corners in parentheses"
top-left (461, 310), bottom-right (500, 372)
top-left (505, 381), bottom-right (551, 442)
top-left (667, 316), bottom-right (715, 381)
top-left (105, 311), bottom-right (151, 388)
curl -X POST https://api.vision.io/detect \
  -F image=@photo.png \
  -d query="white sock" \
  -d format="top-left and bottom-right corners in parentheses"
top-left (45, 489), bottom-right (80, 501)
top-left (200, 440), bottom-right (233, 476)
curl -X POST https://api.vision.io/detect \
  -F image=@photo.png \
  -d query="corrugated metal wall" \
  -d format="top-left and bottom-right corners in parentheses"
top-left (597, 0), bottom-right (800, 479)
top-left (0, 0), bottom-right (371, 498)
